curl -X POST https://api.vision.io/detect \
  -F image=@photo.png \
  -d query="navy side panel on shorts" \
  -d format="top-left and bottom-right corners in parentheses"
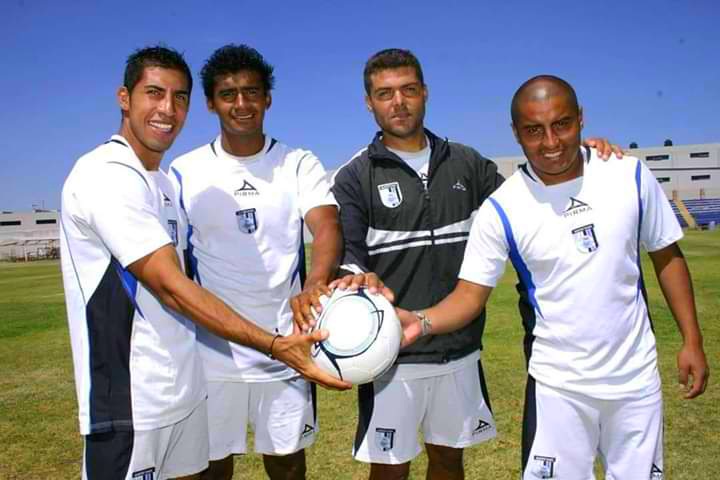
top-left (521, 375), bottom-right (538, 474)
top-left (85, 431), bottom-right (133, 480)
top-left (354, 382), bottom-right (375, 454)
top-left (86, 259), bottom-right (135, 433)
top-left (477, 359), bottom-right (493, 413)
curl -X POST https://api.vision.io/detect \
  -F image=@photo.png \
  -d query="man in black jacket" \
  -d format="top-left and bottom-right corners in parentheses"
top-left (327, 49), bottom-right (617, 480)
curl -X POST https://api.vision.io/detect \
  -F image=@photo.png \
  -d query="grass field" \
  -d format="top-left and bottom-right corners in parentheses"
top-left (0, 230), bottom-right (717, 479)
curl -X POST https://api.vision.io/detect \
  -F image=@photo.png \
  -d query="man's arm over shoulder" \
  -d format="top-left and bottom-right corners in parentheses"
top-left (331, 156), bottom-right (371, 275)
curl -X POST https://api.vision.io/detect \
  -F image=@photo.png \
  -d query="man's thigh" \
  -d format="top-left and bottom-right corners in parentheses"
top-left (599, 389), bottom-right (663, 480)
top-left (423, 359), bottom-right (497, 448)
top-left (250, 377), bottom-right (317, 455)
top-left (206, 381), bottom-right (251, 460)
top-left (522, 379), bottom-right (598, 480)
top-left (353, 377), bottom-right (428, 465)
top-left (84, 400), bottom-right (209, 480)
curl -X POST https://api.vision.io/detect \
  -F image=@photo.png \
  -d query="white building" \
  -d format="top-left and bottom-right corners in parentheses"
top-left (0, 210), bottom-right (59, 261)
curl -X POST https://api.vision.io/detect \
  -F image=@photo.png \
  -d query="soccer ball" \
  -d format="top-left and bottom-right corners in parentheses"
top-left (311, 287), bottom-right (402, 385)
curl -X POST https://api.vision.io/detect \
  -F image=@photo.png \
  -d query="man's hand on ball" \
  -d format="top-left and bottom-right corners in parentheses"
top-left (290, 282), bottom-right (331, 334)
top-left (396, 307), bottom-right (424, 348)
top-left (329, 272), bottom-right (395, 304)
top-left (272, 329), bottom-right (352, 391)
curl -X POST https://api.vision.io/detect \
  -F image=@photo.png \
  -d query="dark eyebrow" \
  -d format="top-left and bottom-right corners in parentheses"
top-left (144, 84), bottom-right (166, 92)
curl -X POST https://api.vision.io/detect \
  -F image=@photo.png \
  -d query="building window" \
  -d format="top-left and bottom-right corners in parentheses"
top-left (690, 152), bottom-right (710, 159)
top-left (0, 220), bottom-right (21, 226)
top-left (646, 154), bottom-right (670, 161)
top-left (691, 175), bottom-right (711, 181)
top-left (657, 177), bottom-right (671, 183)
top-left (36, 219), bottom-right (57, 225)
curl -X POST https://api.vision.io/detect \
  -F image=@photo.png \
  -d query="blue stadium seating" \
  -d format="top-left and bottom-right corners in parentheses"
top-left (678, 198), bottom-right (720, 228)
top-left (669, 200), bottom-right (688, 228)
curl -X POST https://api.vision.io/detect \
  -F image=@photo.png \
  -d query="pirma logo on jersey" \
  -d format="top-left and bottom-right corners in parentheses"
top-left (377, 182), bottom-right (403, 208)
top-left (236, 208), bottom-right (258, 234)
top-left (234, 180), bottom-right (259, 197)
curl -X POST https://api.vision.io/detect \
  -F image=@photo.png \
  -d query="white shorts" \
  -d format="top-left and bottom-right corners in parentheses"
top-left (82, 399), bottom-right (209, 480)
top-left (522, 377), bottom-right (664, 479)
top-left (207, 377), bottom-right (317, 459)
top-left (353, 358), bottom-right (496, 464)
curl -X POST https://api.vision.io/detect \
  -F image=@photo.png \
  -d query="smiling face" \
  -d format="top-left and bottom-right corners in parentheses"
top-left (117, 66), bottom-right (190, 170)
top-left (207, 69), bottom-right (270, 153)
top-left (365, 66), bottom-right (427, 149)
top-left (512, 81), bottom-right (583, 185)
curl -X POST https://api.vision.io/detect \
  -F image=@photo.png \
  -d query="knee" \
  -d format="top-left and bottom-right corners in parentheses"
top-left (264, 451), bottom-right (307, 480)
top-left (426, 445), bottom-right (464, 472)
top-left (369, 462), bottom-right (411, 480)
top-left (202, 456), bottom-right (234, 480)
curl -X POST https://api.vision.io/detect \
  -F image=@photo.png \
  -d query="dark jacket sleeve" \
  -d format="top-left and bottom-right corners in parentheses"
top-left (331, 161), bottom-right (370, 276)
top-left (474, 150), bottom-right (505, 202)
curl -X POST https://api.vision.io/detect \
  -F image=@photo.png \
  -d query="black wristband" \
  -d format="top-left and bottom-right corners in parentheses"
top-left (268, 334), bottom-right (282, 359)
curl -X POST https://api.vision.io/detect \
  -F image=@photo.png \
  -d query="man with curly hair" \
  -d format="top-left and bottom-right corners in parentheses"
top-left (169, 44), bottom-right (342, 480)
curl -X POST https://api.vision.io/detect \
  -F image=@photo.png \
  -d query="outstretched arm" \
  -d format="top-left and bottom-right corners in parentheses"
top-left (397, 280), bottom-right (493, 347)
top-left (290, 205), bottom-right (342, 332)
top-left (648, 242), bottom-right (709, 399)
top-left (129, 244), bottom-right (351, 391)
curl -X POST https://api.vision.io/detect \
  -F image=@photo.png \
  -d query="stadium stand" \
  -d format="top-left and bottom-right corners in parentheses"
top-left (682, 198), bottom-right (720, 227)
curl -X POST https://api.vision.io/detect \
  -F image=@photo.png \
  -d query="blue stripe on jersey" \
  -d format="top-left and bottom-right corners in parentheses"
top-left (634, 161), bottom-right (645, 299)
top-left (112, 258), bottom-right (144, 319)
top-left (489, 198), bottom-right (544, 319)
top-left (170, 166), bottom-right (202, 285)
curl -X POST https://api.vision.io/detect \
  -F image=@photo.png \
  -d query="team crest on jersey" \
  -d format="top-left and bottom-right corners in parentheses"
top-left (236, 208), bottom-right (258, 234)
top-left (572, 224), bottom-right (599, 253)
top-left (132, 467), bottom-right (155, 480)
top-left (375, 428), bottom-right (396, 451)
top-left (650, 464), bottom-right (663, 479)
top-left (167, 220), bottom-right (178, 246)
top-left (531, 455), bottom-right (556, 478)
top-left (234, 180), bottom-right (259, 197)
top-left (377, 182), bottom-right (403, 208)
top-left (563, 197), bottom-right (591, 218)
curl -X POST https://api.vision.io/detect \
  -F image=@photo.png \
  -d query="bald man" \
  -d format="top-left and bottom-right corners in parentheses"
top-left (391, 75), bottom-right (709, 479)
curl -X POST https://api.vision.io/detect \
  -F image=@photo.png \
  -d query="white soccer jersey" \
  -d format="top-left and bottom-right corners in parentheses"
top-left (459, 148), bottom-right (682, 399)
top-left (169, 136), bottom-right (337, 382)
top-left (60, 135), bottom-right (206, 435)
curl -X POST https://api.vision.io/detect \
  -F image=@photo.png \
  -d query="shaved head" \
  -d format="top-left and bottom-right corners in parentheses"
top-left (511, 75), bottom-right (579, 125)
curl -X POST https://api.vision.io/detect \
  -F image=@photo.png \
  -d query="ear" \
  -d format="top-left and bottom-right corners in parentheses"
top-left (578, 106), bottom-right (584, 130)
top-left (117, 86), bottom-right (130, 112)
top-left (265, 92), bottom-right (272, 111)
top-left (206, 97), bottom-right (215, 113)
top-left (511, 123), bottom-right (520, 144)
top-left (365, 95), bottom-right (373, 113)
top-left (423, 84), bottom-right (429, 103)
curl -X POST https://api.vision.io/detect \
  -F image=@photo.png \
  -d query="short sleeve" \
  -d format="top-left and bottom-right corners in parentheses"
top-left (296, 151), bottom-right (338, 217)
top-left (638, 161), bottom-right (683, 252)
top-left (458, 200), bottom-right (509, 287)
top-left (83, 163), bottom-right (172, 268)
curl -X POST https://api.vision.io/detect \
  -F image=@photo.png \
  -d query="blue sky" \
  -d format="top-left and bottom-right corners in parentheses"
top-left (1, 0), bottom-right (718, 211)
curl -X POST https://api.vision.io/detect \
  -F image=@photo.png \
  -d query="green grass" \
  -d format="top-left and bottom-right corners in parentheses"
top-left (0, 231), bottom-right (718, 479)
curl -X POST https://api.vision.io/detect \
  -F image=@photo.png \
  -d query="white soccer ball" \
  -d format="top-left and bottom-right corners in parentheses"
top-left (311, 287), bottom-right (402, 385)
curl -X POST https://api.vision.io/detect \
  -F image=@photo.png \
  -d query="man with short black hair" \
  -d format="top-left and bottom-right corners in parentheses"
top-left (169, 44), bottom-right (342, 480)
top-left (328, 49), bottom-right (621, 480)
top-left (396, 74), bottom-right (709, 479)
top-left (61, 45), bottom-right (347, 480)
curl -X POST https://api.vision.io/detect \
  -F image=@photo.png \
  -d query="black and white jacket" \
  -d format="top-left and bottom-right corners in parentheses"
top-left (332, 129), bottom-right (503, 364)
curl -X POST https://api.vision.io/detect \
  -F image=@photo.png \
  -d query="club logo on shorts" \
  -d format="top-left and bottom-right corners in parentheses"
top-left (650, 464), bottom-right (663, 479)
top-left (531, 455), bottom-right (556, 478)
top-left (167, 220), bottom-right (178, 246)
top-left (236, 208), bottom-right (258, 234)
top-left (572, 224), bottom-right (599, 253)
top-left (377, 182), bottom-right (403, 208)
top-left (472, 418), bottom-right (492, 435)
top-left (132, 467), bottom-right (155, 480)
top-left (302, 423), bottom-right (315, 438)
top-left (375, 427), bottom-right (396, 452)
